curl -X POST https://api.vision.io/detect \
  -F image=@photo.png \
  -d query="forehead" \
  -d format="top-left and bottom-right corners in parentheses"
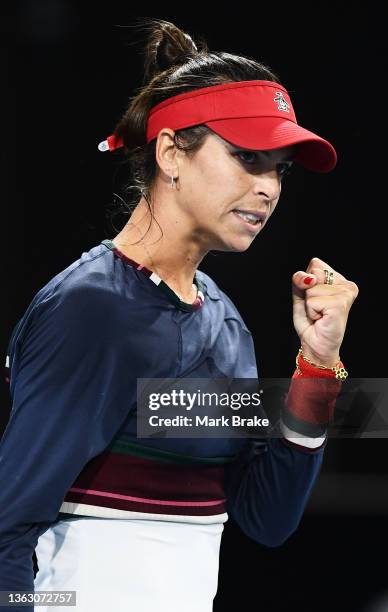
top-left (210, 133), bottom-right (295, 161)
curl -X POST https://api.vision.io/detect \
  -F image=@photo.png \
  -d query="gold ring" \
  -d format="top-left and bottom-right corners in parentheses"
top-left (324, 269), bottom-right (334, 285)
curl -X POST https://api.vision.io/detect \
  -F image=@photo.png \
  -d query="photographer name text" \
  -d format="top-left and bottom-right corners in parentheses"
top-left (148, 415), bottom-right (269, 427)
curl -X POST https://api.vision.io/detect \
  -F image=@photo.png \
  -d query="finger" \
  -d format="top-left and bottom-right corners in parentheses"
top-left (305, 258), bottom-right (348, 284)
top-left (292, 271), bottom-right (318, 299)
top-left (304, 282), bottom-right (358, 302)
top-left (308, 267), bottom-right (359, 300)
top-left (306, 292), bottom-right (333, 319)
top-left (305, 294), bottom-right (351, 323)
top-left (309, 266), bottom-right (338, 286)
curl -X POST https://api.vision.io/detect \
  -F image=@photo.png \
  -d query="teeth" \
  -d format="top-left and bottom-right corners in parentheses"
top-left (234, 210), bottom-right (259, 224)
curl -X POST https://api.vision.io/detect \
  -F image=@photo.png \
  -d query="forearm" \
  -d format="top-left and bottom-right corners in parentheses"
top-left (224, 434), bottom-right (325, 547)
top-left (224, 351), bottom-right (346, 547)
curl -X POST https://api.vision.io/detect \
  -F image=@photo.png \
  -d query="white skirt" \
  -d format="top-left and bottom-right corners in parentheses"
top-left (34, 516), bottom-right (224, 612)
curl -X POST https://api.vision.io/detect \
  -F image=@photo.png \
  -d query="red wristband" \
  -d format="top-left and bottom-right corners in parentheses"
top-left (282, 351), bottom-right (345, 433)
top-left (294, 351), bottom-right (346, 379)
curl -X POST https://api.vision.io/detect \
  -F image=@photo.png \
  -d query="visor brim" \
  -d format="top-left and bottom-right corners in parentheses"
top-left (204, 117), bottom-right (337, 173)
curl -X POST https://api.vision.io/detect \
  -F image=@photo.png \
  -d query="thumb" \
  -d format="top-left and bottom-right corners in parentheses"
top-left (292, 271), bottom-right (317, 303)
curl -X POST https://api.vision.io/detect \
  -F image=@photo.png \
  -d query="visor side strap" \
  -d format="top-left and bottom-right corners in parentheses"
top-left (98, 135), bottom-right (124, 152)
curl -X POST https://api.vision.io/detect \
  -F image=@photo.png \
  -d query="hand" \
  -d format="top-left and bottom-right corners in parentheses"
top-left (292, 257), bottom-right (359, 366)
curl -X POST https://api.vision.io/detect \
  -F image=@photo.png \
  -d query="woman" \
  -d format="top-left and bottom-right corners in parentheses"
top-left (0, 18), bottom-right (358, 612)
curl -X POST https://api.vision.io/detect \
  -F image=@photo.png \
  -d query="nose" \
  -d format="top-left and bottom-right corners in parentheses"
top-left (252, 168), bottom-right (282, 204)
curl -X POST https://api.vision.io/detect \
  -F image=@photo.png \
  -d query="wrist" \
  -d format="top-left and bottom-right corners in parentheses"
top-left (300, 346), bottom-right (340, 368)
top-left (296, 347), bottom-right (348, 381)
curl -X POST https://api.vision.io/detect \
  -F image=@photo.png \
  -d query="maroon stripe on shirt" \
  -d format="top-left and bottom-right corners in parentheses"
top-left (63, 451), bottom-right (227, 516)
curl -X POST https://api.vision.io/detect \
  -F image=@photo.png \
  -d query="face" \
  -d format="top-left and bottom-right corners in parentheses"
top-left (160, 130), bottom-right (295, 253)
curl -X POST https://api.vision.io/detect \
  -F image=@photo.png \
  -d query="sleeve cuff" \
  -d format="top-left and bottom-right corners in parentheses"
top-left (280, 419), bottom-right (327, 449)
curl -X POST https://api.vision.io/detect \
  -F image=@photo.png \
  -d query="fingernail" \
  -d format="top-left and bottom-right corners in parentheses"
top-left (304, 276), bottom-right (314, 285)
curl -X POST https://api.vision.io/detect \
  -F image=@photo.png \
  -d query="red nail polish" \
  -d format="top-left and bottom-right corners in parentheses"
top-left (304, 276), bottom-right (314, 285)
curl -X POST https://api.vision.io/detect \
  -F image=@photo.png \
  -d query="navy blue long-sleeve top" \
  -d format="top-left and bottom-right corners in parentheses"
top-left (0, 239), bottom-right (325, 603)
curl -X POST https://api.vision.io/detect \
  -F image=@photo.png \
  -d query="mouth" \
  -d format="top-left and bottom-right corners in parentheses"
top-left (232, 209), bottom-right (266, 230)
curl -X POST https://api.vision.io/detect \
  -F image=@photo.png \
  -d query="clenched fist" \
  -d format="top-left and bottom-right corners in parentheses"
top-left (292, 257), bottom-right (359, 367)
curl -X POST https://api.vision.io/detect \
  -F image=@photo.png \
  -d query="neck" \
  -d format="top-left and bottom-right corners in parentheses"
top-left (112, 196), bottom-right (208, 301)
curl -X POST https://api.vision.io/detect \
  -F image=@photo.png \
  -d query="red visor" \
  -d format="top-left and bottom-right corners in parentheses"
top-left (98, 80), bottom-right (337, 173)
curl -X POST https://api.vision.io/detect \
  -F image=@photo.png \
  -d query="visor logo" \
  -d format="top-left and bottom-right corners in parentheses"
top-left (274, 91), bottom-right (290, 113)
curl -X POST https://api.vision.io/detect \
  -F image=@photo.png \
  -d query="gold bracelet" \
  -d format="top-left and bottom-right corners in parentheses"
top-left (296, 348), bottom-right (348, 380)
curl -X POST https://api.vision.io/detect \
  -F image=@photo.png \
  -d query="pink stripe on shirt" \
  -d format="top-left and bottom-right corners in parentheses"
top-left (69, 487), bottom-right (226, 507)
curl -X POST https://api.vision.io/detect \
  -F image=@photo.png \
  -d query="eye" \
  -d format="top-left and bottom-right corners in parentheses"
top-left (235, 151), bottom-right (258, 164)
top-left (277, 162), bottom-right (294, 180)
top-left (234, 151), bottom-right (294, 180)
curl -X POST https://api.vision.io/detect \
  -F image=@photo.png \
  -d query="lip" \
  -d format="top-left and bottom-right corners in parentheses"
top-left (232, 208), bottom-right (267, 222)
top-left (232, 210), bottom-right (264, 232)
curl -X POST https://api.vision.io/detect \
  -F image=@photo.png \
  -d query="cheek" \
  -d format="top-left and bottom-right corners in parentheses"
top-left (185, 157), bottom-right (245, 208)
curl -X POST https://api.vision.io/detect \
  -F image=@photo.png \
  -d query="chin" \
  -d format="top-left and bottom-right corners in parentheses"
top-left (214, 237), bottom-right (257, 253)
top-left (231, 241), bottom-right (254, 253)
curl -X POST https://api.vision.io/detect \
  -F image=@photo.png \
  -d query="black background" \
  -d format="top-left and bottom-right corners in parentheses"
top-left (3, 3), bottom-right (388, 611)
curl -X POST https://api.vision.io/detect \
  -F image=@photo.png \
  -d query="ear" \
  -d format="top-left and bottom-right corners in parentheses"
top-left (155, 128), bottom-right (179, 180)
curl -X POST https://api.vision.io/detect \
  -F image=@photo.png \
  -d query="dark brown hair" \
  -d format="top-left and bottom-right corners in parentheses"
top-left (107, 18), bottom-right (282, 241)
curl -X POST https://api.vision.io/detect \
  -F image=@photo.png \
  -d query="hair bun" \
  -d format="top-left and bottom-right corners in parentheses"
top-left (136, 18), bottom-right (201, 81)
top-left (156, 23), bottom-right (198, 69)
